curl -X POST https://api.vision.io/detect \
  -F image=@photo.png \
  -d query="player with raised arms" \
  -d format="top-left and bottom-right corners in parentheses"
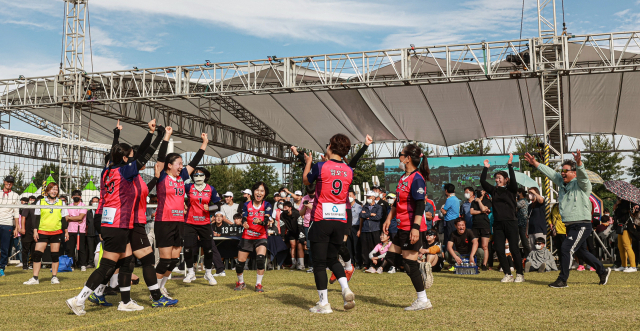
top-left (153, 130), bottom-right (209, 299)
top-left (182, 167), bottom-right (222, 286)
top-left (234, 181), bottom-right (272, 292)
top-left (381, 143), bottom-right (433, 311)
top-left (303, 133), bottom-right (355, 314)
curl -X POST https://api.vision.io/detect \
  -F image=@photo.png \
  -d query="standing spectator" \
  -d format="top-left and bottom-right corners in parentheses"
top-left (481, 154), bottom-right (524, 283)
top-left (347, 190), bottom-right (362, 269)
top-left (446, 218), bottom-right (483, 266)
top-left (516, 188), bottom-right (532, 258)
top-left (372, 185), bottom-right (389, 226)
top-left (440, 183), bottom-right (460, 247)
top-left (386, 193), bottom-right (399, 241)
top-left (85, 197), bottom-right (100, 269)
top-left (20, 197), bottom-right (38, 270)
top-left (66, 190), bottom-right (88, 271)
top-left (11, 197), bottom-right (28, 268)
top-left (0, 175), bottom-right (20, 276)
top-left (359, 191), bottom-right (383, 273)
top-left (527, 188), bottom-right (546, 251)
top-left (613, 198), bottom-right (638, 272)
top-left (220, 192), bottom-right (240, 225)
top-left (281, 201), bottom-right (304, 270)
top-left (299, 185), bottom-right (315, 273)
top-left (241, 189), bottom-right (252, 203)
top-left (524, 150), bottom-right (610, 287)
top-left (470, 189), bottom-right (492, 270)
top-left (461, 187), bottom-right (475, 229)
top-left (425, 193), bottom-right (437, 232)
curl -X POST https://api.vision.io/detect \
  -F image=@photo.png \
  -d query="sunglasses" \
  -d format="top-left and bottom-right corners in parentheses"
top-left (560, 169), bottom-right (575, 173)
top-left (398, 152), bottom-right (406, 157)
top-left (193, 173), bottom-right (205, 177)
top-left (427, 234), bottom-right (436, 237)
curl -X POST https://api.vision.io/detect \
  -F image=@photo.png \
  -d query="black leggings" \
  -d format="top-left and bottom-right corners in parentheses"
top-left (21, 239), bottom-right (35, 267)
top-left (184, 240), bottom-right (225, 273)
top-left (311, 241), bottom-right (345, 291)
top-left (493, 220), bottom-right (523, 275)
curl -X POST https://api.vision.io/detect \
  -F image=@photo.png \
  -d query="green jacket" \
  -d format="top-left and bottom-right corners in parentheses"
top-left (536, 164), bottom-right (592, 223)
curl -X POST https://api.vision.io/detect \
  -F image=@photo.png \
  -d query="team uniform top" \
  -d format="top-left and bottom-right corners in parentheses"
top-left (307, 159), bottom-right (353, 223)
top-left (185, 183), bottom-right (221, 225)
top-left (395, 170), bottom-right (427, 231)
top-left (95, 168), bottom-right (108, 215)
top-left (156, 168), bottom-right (189, 222)
top-left (133, 175), bottom-right (149, 225)
top-left (100, 162), bottom-right (139, 229)
top-left (35, 198), bottom-right (69, 235)
top-left (241, 201), bottom-right (273, 240)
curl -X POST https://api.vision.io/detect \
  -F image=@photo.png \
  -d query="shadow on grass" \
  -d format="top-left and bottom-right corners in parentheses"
top-left (435, 271), bottom-right (553, 285)
top-left (283, 282), bottom-right (403, 308)
top-left (270, 292), bottom-right (315, 309)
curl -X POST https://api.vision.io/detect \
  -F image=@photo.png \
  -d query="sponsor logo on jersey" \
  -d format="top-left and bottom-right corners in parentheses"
top-left (417, 188), bottom-right (425, 194)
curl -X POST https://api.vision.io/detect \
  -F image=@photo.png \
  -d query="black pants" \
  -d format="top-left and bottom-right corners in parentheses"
top-left (443, 221), bottom-right (455, 245)
top-left (553, 233), bottom-right (566, 266)
top-left (311, 240), bottom-right (345, 290)
top-left (493, 220), bottom-right (523, 275)
top-left (346, 225), bottom-right (361, 268)
top-left (21, 239), bottom-right (35, 268)
top-left (86, 236), bottom-right (97, 266)
top-left (518, 226), bottom-right (531, 258)
top-left (210, 239), bottom-right (225, 273)
top-left (66, 232), bottom-right (87, 267)
top-left (360, 231), bottom-right (380, 268)
top-left (558, 223), bottom-right (606, 282)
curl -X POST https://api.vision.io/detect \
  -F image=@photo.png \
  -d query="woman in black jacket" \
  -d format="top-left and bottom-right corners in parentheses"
top-left (480, 153), bottom-right (524, 282)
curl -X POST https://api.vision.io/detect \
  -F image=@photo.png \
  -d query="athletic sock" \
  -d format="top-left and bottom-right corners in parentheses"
top-left (187, 267), bottom-right (194, 274)
top-left (76, 286), bottom-right (93, 305)
top-left (109, 273), bottom-right (118, 288)
top-left (205, 269), bottom-right (212, 276)
top-left (33, 276), bottom-right (38, 281)
top-left (120, 286), bottom-right (131, 304)
top-left (298, 258), bottom-right (304, 266)
top-left (344, 260), bottom-right (353, 271)
top-left (318, 289), bottom-right (329, 305)
top-left (238, 274), bottom-right (244, 283)
top-left (256, 274), bottom-right (263, 285)
top-left (94, 284), bottom-right (106, 296)
top-left (160, 276), bottom-right (168, 289)
top-left (417, 290), bottom-right (428, 302)
top-left (337, 277), bottom-right (349, 291)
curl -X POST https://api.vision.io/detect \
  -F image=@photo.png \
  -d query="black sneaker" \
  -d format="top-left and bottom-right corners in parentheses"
top-left (538, 263), bottom-right (546, 273)
top-left (481, 265), bottom-right (488, 271)
top-left (104, 286), bottom-right (119, 296)
top-left (548, 279), bottom-right (568, 288)
top-left (599, 267), bottom-right (611, 285)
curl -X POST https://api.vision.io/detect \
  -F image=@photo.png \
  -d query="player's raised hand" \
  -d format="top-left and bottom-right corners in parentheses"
top-left (148, 119), bottom-right (156, 133)
top-left (365, 134), bottom-right (373, 146)
top-left (116, 119), bottom-right (123, 131)
top-left (483, 159), bottom-right (490, 168)
top-left (508, 153), bottom-right (513, 165)
top-left (572, 149), bottom-right (582, 166)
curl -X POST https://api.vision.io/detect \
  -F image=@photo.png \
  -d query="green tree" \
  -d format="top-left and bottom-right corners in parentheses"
top-left (455, 139), bottom-right (491, 155)
top-left (241, 157), bottom-right (280, 199)
top-left (8, 164), bottom-right (27, 193)
top-left (582, 135), bottom-right (625, 208)
top-left (628, 150), bottom-right (640, 187)
top-left (206, 164), bottom-right (244, 203)
top-left (75, 168), bottom-right (93, 191)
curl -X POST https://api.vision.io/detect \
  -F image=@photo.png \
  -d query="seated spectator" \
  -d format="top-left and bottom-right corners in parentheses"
top-left (527, 187), bottom-right (547, 251)
top-left (419, 229), bottom-right (444, 272)
top-left (368, 232), bottom-right (392, 274)
top-left (446, 218), bottom-right (483, 267)
top-left (524, 237), bottom-right (558, 273)
top-left (596, 215), bottom-right (612, 234)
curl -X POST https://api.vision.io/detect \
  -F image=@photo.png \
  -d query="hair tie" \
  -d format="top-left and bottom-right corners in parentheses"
top-left (420, 153), bottom-right (424, 157)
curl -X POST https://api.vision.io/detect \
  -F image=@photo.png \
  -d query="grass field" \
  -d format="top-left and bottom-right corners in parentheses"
top-left (0, 265), bottom-right (639, 330)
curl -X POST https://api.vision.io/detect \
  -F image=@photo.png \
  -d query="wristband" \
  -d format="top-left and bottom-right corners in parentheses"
top-left (411, 223), bottom-right (421, 231)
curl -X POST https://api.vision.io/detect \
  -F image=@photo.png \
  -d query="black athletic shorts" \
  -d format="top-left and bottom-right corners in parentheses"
top-left (391, 229), bottom-right (423, 252)
top-left (285, 232), bottom-right (301, 243)
top-left (36, 233), bottom-right (62, 244)
top-left (130, 223), bottom-right (151, 251)
top-left (308, 220), bottom-right (345, 245)
top-left (238, 238), bottom-right (268, 253)
top-left (101, 227), bottom-right (130, 253)
top-left (472, 228), bottom-right (491, 239)
top-left (184, 223), bottom-right (214, 248)
top-left (154, 221), bottom-right (184, 248)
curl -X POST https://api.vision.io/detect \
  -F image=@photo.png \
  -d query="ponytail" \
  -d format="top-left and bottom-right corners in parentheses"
top-left (404, 143), bottom-right (430, 182)
top-left (419, 154), bottom-right (430, 182)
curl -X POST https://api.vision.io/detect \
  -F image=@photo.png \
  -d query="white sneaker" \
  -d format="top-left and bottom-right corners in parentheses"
top-left (614, 266), bottom-right (626, 271)
top-left (376, 267), bottom-right (383, 274)
top-left (514, 274), bottom-right (525, 283)
top-left (501, 274), bottom-right (514, 283)
top-left (213, 271), bottom-right (226, 277)
top-left (16, 262), bottom-right (23, 268)
top-left (160, 287), bottom-right (173, 300)
top-left (117, 300), bottom-right (144, 312)
top-left (51, 276), bottom-right (60, 284)
top-left (420, 261), bottom-right (434, 290)
top-left (364, 267), bottom-right (376, 273)
top-left (81, 266), bottom-right (87, 272)
top-left (172, 267), bottom-right (181, 273)
top-left (404, 299), bottom-right (433, 311)
top-left (309, 302), bottom-right (333, 314)
top-left (66, 297), bottom-right (86, 316)
top-left (388, 266), bottom-right (396, 274)
top-left (183, 272), bottom-right (196, 283)
top-left (204, 273), bottom-right (217, 286)
top-left (342, 288), bottom-right (355, 310)
top-left (23, 277), bottom-right (39, 285)
top-left (623, 267), bottom-right (638, 273)
top-left (306, 267), bottom-right (314, 273)
top-left (290, 262), bottom-right (297, 270)
top-left (296, 264), bottom-right (306, 271)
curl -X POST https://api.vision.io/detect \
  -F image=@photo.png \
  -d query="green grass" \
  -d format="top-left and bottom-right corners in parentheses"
top-left (0, 265), bottom-right (638, 330)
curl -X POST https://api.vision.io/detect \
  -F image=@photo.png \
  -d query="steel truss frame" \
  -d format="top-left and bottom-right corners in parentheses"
top-left (0, 133), bottom-right (105, 168)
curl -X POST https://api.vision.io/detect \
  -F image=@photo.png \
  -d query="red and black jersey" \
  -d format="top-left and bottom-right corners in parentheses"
top-left (395, 170), bottom-right (427, 231)
top-left (156, 168), bottom-right (189, 222)
top-left (185, 183), bottom-right (221, 225)
top-left (133, 175), bottom-right (148, 224)
top-left (241, 201), bottom-right (272, 240)
top-left (100, 162), bottom-right (138, 229)
top-left (306, 160), bottom-right (353, 223)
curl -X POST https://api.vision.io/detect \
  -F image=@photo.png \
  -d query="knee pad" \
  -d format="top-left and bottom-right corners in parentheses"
top-left (256, 254), bottom-right (266, 270)
top-left (50, 252), bottom-right (60, 263)
top-left (31, 250), bottom-right (43, 263)
top-left (115, 257), bottom-right (125, 269)
top-left (139, 253), bottom-right (155, 267)
top-left (156, 258), bottom-right (172, 275)
top-left (168, 258), bottom-right (179, 271)
top-left (403, 259), bottom-right (418, 274)
top-left (119, 256), bottom-right (134, 274)
top-left (235, 262), bottom-right (245, 275)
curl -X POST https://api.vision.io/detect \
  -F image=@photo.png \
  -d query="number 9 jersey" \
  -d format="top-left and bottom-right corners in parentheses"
top-left (156, 168), bottom-right (190, 222)
top-left (306, 160), bottom-right (353, 223)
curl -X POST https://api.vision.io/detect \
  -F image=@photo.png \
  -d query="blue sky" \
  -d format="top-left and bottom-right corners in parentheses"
top-left (1, 0), bottom-right (639, 80)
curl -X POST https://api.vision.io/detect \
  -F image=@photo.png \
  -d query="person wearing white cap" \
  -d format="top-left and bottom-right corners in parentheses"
top-left (241, 189), bottom-right (252, 203)
top-left (220, 192), bottom-right (240, 225)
